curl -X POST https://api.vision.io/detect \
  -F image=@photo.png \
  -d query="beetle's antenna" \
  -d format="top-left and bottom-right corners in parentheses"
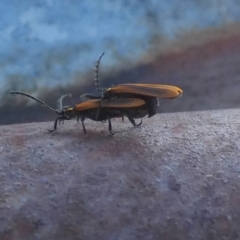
top-left (56, 93), bottom-right (72, 111)
top-left (10, 91), bottom-right (57, 113)
top-left (94, 52), bottom-right (105, 96)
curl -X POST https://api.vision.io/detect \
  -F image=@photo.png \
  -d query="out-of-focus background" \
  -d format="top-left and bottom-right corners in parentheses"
top-left (1, 0), bottom-right (240, 125)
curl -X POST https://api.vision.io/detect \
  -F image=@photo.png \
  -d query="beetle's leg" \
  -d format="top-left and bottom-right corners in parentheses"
top-left (108, 118), bottom-right (114, 135)
top-left (127, 117), bottom-right (136, 126)
top-left (59, 119), bottom-right (64, 125)
top-left (47, 117), bottom-right (61, 132)
top-left (48, 116), bottom-right (70, 132)
top-left (80, 115), bottom-right (87, 135)
top-left (135, 119), bottom-right (142, 126)
top-left (127, 116), bottom-right (142, 127)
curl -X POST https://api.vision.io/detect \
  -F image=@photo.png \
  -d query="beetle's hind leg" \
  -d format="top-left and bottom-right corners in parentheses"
top-left (127, 116), bottom-right (142, 127)
top-left (135, 119), bottom-right (142, 126)
top-left (108, 118), bottom-right (114, 135)
top-left (80, 116), bottom-right (87, 135)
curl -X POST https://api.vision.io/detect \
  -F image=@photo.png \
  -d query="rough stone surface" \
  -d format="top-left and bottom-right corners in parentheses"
top-left (1, 109), bottom-right (240, 239)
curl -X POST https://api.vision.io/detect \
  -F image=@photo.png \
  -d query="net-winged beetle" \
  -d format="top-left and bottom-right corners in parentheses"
top-left (80, 53), bottom-right (183, 120)
top-left (10, 91), bottom-right (146, 135)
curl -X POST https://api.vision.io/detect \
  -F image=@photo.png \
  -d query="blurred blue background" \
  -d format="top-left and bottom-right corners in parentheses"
top-left (1, 0), bottom-right (239, 91)
top-left (1, 0), bottom-right (240, 124)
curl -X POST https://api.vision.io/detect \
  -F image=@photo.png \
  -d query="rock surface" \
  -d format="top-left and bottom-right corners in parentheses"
top-left (1, 109), bottom-right (240, 239)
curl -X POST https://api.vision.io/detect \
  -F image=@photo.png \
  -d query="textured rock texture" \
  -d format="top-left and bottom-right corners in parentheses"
top-left (1, 109), bottom-right (240, 239)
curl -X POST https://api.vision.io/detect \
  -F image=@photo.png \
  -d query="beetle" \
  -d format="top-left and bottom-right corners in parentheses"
top-left (102, 83), bottom-right (182, 118)
top-left (10, 91), bottom-right (146, 135)
top-left (80, 53), bottom-right (183, 119)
